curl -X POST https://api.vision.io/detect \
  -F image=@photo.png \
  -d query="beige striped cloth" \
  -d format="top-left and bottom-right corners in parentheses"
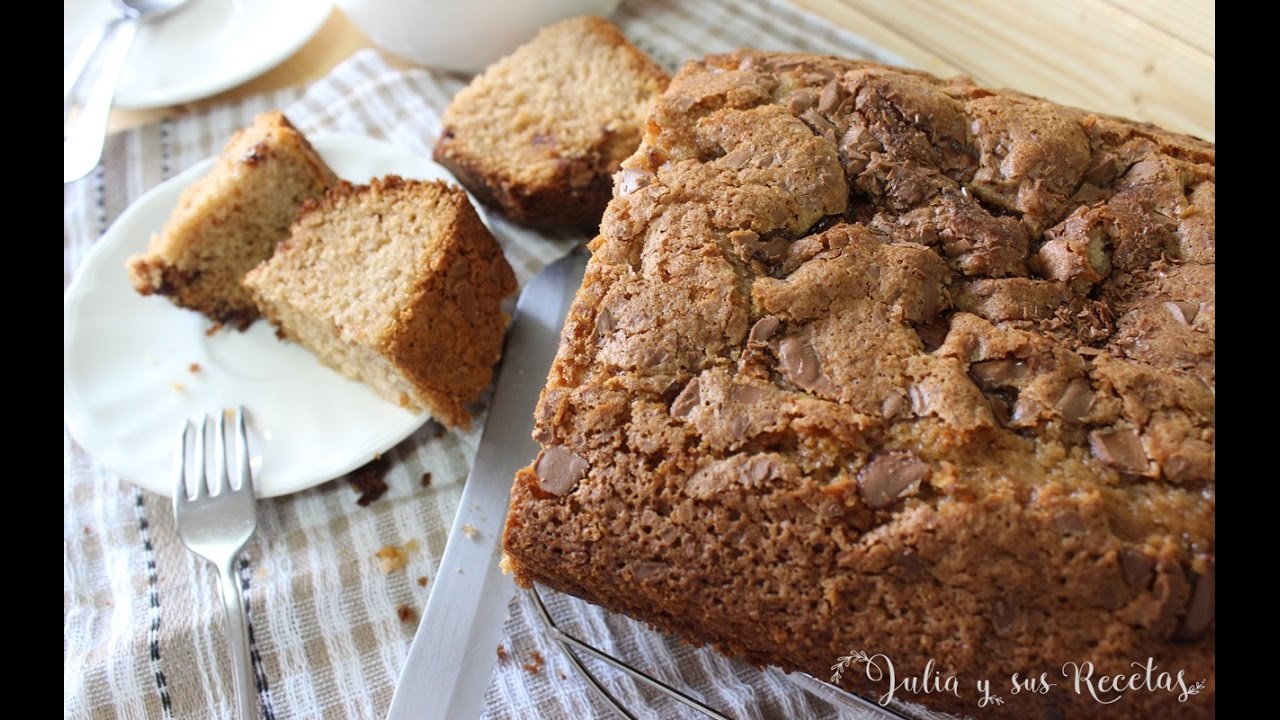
top-left (63, 1), bottom-right (922, 718)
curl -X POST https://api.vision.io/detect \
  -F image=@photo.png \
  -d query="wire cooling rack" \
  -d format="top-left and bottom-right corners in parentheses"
top-left (525, 584), bottom-right (922, 720)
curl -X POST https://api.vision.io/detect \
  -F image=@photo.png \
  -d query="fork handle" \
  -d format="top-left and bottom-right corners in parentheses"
top-left (217, 559), bottom-right (259, 720)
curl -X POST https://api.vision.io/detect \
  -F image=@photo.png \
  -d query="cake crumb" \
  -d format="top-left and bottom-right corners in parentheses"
top-left (347, 456), bottom-right (391, 506)
top-left (83, 526), bottom-right (92, 535)
top-left (375, 545), bottom-right (410, 574)
top-left (170, 382), bottom-right (186, 393)
top-left (421, 471), bottom-right (433, 487)
top-left (396, 604), bottom-right (417, 624)
top-left (404, 538), bottom-right (420, 553)
top-left (462, 524), bottom-right (479, 539)
top-left (188, 362), bottom-right (202, 373)
top-left (417, 576), bottom-right (429, 587)
top-left (557, 671), bottom-right (568, 681)
top-left (496, 644), bottom-right (509, 662)
top-left (522, 650), bottom-right (545, 674)
top-left (206, 321), bottom-right (225, 336)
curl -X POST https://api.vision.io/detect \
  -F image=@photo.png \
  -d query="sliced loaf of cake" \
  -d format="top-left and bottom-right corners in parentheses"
top-left (127, 111), bottom-right (337, 329)
top-left (242, 176), bottom-right (517, 429)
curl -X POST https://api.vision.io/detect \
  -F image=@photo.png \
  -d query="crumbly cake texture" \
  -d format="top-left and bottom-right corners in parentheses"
top-left (503, 52), bottom-right (1214, 719)
top-left (433, 16), bottom-right (669, 232)
top-left (127, 111), bottom-right (337, 329)
top-left (242, 176), bottom-right (517, 429)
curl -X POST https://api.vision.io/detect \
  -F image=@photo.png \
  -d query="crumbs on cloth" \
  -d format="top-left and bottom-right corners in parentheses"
top-left (348, 455), bottom-right (391, 506)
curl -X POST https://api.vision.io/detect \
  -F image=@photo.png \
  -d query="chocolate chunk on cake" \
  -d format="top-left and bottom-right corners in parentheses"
top-left (127, 111), bottom-right (337, 329)
top-left (502, 52), bottom-right (1214, 719)
top-left (434, 16), bottom-right (669, 232)
top-left (243, 176), bottom-right (517, 429)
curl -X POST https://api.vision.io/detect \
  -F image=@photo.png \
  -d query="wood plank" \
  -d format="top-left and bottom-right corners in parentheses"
top-left (782, 0), bottom-right (963, 77)
top-left (1101, 0), bottom-right (1214, 55)
top-left (795, 0), bottom-right (1214, 140)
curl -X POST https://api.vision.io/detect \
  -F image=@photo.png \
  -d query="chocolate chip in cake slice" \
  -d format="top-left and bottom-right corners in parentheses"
top-left (778, 325), bottom-right (834, 393)
top-left (595, 307), bottom-right (616, 338)
top-left (857, 452), bottom-right (931, 509)
top-left (748, 316), bottom-right (780, 345)
top-left (1164, 301), bottom-right (1201, 325)
top-left (915, 322), bottom-right (949, 352)
top-left (534, 446), bottom-right (589, 496)
top-left (1174, 567), bottom-right (1214, 641)
top-left (881, 393), bottom-right (906, 420)
top-left (969, 358), bottom-right (1031, 387)
top-left (1088, 427), bottom-right (1150, 474)
top-left (1054, 379), bottom-right (1095, 422)
top-left (1120, 548), bottom-right (1156, 589)
top-left (671, 377), bottom-right (702, 420)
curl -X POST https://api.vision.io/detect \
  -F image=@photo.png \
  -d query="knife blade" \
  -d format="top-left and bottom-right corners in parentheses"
top-left (386, 248), bottom-right (588, 720)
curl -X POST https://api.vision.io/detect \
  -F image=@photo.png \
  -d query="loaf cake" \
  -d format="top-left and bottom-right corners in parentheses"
top-left (502, 52), bottom-right (1214, 719)
top-left (242, 176), bottom-right (517, 429)
top-left (127, 111), bottom-right (337, 329)
top-left (434, 16), bottom-right (669, 232)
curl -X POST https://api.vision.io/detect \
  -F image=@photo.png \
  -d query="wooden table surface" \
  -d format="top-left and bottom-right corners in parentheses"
top-left (107, 0), bottom-right (1215, 141)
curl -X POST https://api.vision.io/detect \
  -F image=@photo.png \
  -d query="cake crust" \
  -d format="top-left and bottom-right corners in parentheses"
top-left (434, 16), bottom-right (669, 232)
top-left (502, 52), bottom-right (1214, 719)
top-left (243, 176), bottom-right (517, 429)
top-left (127, 111), bottom-right (337, 329)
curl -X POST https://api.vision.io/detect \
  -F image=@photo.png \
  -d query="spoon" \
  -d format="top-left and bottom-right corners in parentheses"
top-left (64, 0), bottom-right (190, 184)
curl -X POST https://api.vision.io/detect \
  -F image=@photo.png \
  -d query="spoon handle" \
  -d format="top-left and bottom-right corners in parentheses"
top-left (64, 17), bottom-right (120, 114)
top-left (64, 17), bottom-right (137, 184)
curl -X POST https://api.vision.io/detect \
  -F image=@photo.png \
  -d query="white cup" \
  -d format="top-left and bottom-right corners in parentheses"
top-left (337, 0), bottom-right (623, 74)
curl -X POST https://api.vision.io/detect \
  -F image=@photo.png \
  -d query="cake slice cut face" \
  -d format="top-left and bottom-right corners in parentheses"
top-left (127, 111), bottom-right (337, 329)
top-left (434, 16), bottom-right (670, 231)
top-left (243, 176), bottom-right (517, 430)
top-left (502, 52), bottom-right (1215, 719)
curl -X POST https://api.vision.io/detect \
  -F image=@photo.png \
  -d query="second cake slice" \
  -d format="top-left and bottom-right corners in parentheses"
top-left (243, 176), bottom-right (517, 429)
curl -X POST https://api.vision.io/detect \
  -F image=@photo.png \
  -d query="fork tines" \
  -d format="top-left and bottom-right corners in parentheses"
top-left (175, 406), bottom-right (251, 500)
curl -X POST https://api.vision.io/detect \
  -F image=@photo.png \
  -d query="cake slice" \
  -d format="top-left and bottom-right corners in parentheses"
top-left (127, 111), bottom-right (337, 329)
top-left (434, 16), bottom-right (669, 232)
top-left (242, 176), bottom-right (517, 429)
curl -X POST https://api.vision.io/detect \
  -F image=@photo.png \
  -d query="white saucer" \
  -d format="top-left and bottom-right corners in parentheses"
top-left (63, 133), bottom-right (465, 498)
top-left (63, 0), bottom-right (332, 109)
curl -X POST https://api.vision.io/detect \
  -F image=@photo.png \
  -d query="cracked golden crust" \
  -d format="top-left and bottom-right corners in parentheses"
top-left (504, 52), bottom-right (1213, 718)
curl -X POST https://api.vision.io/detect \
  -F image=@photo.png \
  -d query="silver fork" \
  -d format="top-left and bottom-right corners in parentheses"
top-left (173, 407), bottom-right (259, 720)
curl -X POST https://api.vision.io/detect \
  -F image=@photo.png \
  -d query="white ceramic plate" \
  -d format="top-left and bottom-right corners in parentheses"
top-left (63, 133), bottom-right (461, 498)
top-left (63, 0), bottom-right (331, 109)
